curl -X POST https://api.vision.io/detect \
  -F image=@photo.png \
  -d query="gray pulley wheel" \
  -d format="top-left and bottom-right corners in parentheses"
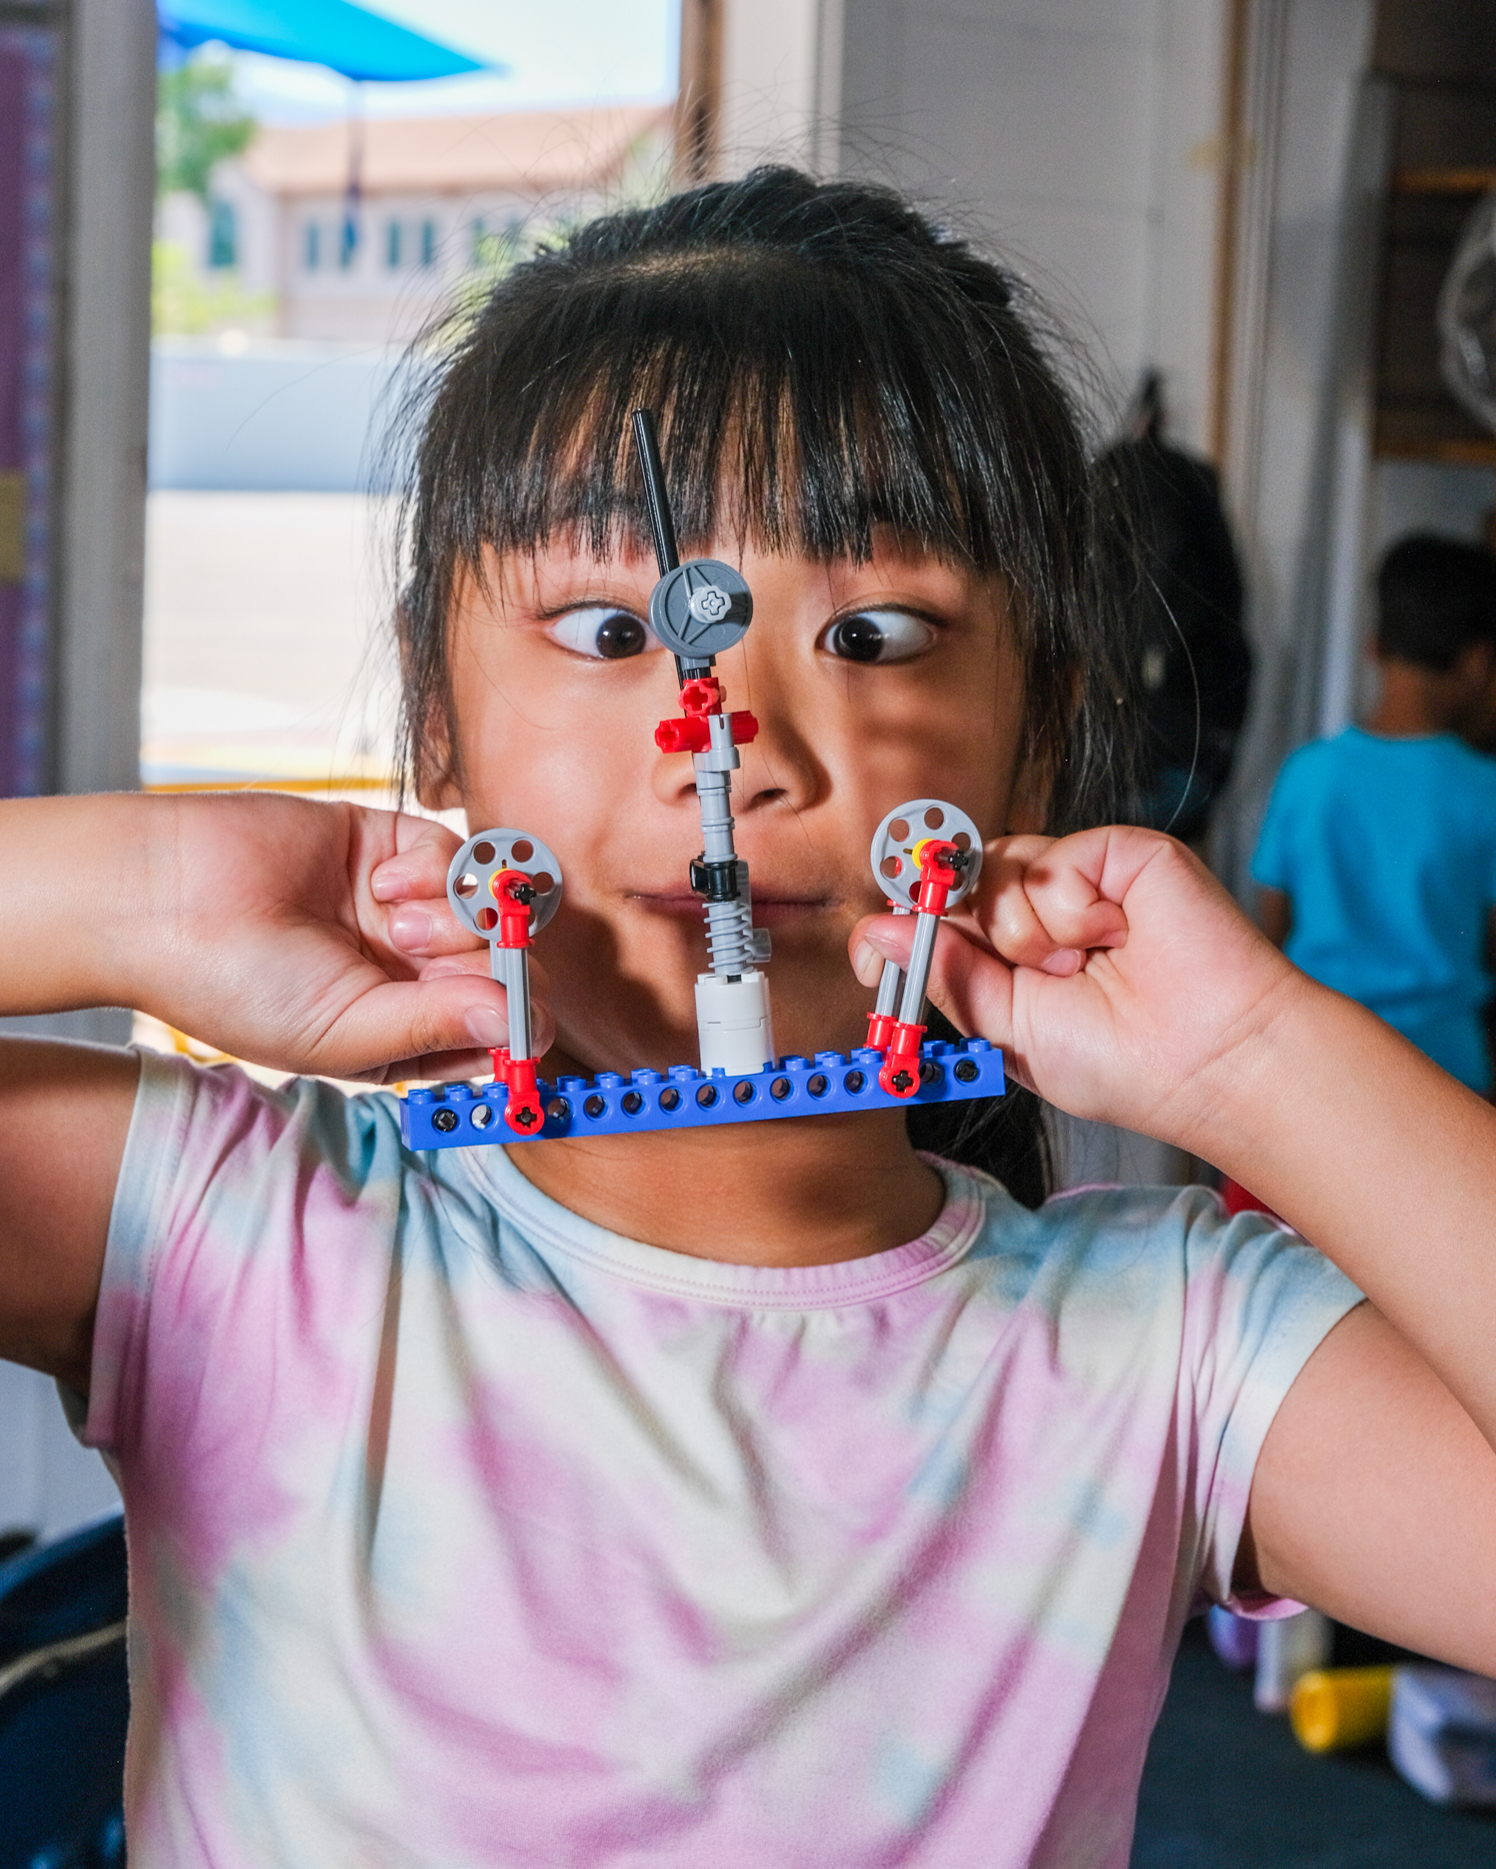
top-left (648, 559), bottom-right (753, 660)
top-left (447, 829), bottom-right (564, 938)
top-left (869, 800), bottom-right (983, 908)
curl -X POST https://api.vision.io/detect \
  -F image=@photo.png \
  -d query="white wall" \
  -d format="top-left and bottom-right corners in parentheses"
top-left (1210, 0), bottom-right (1381, 888)
top-left (834, 0), bottom-right (1226, 442)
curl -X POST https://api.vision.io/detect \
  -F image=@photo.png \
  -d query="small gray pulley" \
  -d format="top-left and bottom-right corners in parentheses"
top-left (648, 559), bottom-right (753, 661)
top-left (447, 829), bottom-right (564, 938)
top-left (869, 800), bottom-right (983, 908)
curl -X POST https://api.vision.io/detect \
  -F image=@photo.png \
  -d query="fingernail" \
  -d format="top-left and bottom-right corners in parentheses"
top-left (389, 905), bottom-right (433, 951)
top-left (464, 1004), bottom-right (509, 1046)
top-left (370, 866), bottom-right (405, 902)
top-left (1041, 949), bottom-right (1084, 977)
top-left (852, 940), bottom-right (884, 987)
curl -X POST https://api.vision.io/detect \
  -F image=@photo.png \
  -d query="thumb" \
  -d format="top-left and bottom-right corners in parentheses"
top-left (850, 913), bottom-right (1019, 1057)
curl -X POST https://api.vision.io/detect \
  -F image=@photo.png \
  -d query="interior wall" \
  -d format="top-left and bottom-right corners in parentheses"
top-left (836, 0), bottom-right (1226, 445)
top-left (1210, 0), bottom-right (1381, 891)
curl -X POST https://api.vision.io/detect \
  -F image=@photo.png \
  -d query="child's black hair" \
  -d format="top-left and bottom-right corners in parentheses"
top-left (392, 166), bottom-right (1142, 1208)
top-left (1377, 534), bottom-right (1496, 671)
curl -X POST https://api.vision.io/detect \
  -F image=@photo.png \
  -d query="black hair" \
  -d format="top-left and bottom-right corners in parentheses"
top-left (1376, 533), bottom-right (1496, 671)
top-left (392, 167), bottom-right (1142, 1208)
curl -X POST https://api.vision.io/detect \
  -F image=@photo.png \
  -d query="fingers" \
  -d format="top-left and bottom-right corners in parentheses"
top-left (369, 815), bottom-right (462, 907)
top-left (849, 912), bottom-right (1019, 1052)
top-left (852, 831), bottom-right (1134, 985)
top-left (386, 900), bottom-right (481, 961)
top-left (367, 817), bottom-right (481, 963)
top-left (313, 971), bottom-right (535, 1085)
top-left (975, 833), bottom-right (1131, 972)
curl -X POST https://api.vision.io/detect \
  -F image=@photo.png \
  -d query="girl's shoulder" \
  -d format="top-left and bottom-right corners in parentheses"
top-left (969, 1168), bottom-right (1358, 1335)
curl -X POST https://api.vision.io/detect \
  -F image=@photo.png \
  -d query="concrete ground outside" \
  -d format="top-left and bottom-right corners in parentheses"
top-left (142, 489), bottom-right (400, 789)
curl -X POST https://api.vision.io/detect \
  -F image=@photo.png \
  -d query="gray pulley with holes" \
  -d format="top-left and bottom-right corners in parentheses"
top-left (447, 829), bottom-right (564, 938)
top-left (869, 800), bottom-right (983, 908)
top-left (648, 559), bottom-right (753, 660)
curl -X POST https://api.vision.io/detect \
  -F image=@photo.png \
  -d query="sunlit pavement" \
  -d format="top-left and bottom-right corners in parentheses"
top-left (142, 490), bottom-right (400, 792)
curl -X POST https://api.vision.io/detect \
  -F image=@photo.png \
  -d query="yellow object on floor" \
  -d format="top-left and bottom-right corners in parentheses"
top-left (1290, 1666), bottom-right (1395, 1753)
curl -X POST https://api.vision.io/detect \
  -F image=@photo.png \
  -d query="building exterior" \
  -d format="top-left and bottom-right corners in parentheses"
top-left (159, 104), bottom-right (673, 344)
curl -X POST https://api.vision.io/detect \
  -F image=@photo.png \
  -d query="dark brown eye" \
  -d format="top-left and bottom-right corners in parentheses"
top-left (545, 607), bottom-right (659, 659)
top-left (823, 610), bottom-right (937, 665)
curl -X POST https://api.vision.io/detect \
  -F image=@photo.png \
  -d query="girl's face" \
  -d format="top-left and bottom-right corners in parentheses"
top-left (439, 533), bottom-right (1038, 1076)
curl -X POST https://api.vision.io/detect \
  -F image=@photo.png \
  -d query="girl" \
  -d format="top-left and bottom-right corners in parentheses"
top-left (1, 168), bottom-right (1494, 1866)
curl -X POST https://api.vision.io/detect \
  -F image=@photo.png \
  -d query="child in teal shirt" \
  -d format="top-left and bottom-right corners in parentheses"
top-left (1253, 535), bottom-right (1496, 1092)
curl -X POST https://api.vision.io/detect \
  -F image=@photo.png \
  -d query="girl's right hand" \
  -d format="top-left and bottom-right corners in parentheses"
top-left (850, 824), bottom-right (1304, 1161)
top-left (8, 793), bottom-right (550, 1084)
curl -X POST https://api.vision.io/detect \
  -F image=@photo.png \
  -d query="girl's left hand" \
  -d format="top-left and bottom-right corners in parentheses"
top-left (850, 826), bottom-right (1307, 1154)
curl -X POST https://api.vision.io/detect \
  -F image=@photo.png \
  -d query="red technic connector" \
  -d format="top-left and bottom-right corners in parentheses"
top-left (655, 709), bottom-right (760, 755)
top-left (656, 666), bottom-right (761, 753)
top-left (489, 869), bottom-right (536, 948)
top-left (876, 840), bottom-right (968, 1099)
top-left (488, 1046), bottom-right (545, 1135)
top-left (877, 1020), bottom-right (926, 1098)
top-left (912, 839), bottom-right (963, 914)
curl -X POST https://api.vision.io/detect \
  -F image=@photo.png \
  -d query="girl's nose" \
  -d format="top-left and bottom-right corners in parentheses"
top-left (726, 654), bottom-right (826, 815)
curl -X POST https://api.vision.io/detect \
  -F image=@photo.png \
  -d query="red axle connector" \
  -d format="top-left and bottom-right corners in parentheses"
top-left (655, 709), bottom-right (759, 755)
top-left (866, 1010), bottom-right (896, 1052)
top-left (488, 869), bottom-right (536, 948)
top-left (488, 1046), bottom-right (545, 1136)
top-left (876, 841), bottom-right (968, 1099)
top-left (877, 1020), bottom-right (926, 1098)
top-left (911, 839), bottom-right (963, 915)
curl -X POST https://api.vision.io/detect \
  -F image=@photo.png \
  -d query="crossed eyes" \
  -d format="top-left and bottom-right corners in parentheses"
top-left (544, 606), bottom-right (939, 664)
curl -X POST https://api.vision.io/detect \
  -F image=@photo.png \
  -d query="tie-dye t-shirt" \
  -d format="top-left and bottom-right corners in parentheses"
top-left (82, 1050), bottom-right (1360, 1868)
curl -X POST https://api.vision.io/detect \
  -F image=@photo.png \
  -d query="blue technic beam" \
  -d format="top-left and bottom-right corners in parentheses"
top-left (401, 1039), bottom-right (1004, 1150)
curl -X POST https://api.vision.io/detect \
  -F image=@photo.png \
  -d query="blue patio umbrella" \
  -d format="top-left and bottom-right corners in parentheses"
top-left (156, 0), bottom-right (491, 84)
top-left (158, 2), bottom-right (500, 269)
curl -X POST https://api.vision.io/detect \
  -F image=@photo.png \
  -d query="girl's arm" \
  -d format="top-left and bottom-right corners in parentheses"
top-left (0, 792), bottom-right (536, 1388)
top-left (853, 828), bottom-right (1496, 1674)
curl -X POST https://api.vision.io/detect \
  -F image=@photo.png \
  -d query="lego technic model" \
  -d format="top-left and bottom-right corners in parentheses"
top-left (400, 413), bottom-right (1004, 1150)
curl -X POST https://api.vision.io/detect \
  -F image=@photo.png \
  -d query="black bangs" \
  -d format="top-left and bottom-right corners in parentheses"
top-left (392, 162), bottom-right (1136, 832)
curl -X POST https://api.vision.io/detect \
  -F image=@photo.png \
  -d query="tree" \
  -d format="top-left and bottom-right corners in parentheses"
top-left (157, 51), bottom-right (256, 201)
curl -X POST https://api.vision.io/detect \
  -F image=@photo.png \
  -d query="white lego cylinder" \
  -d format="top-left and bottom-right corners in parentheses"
top-left (695, 969), bottom-right (775, 1075)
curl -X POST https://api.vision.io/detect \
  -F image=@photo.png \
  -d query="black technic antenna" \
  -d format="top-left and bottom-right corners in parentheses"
top-left (631, 409), bottom-right (680, 578)
top-left (632, 407), bottom-right (694, 683)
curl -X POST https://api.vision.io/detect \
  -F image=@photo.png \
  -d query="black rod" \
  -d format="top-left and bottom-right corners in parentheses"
top-left (631, 408), bottom-right (679, 576)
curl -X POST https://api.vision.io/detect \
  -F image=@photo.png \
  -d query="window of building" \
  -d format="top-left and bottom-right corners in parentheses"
top-left (386, 219), bottom-right (402, 269)
top-left (420, 218), bottom-right (437, 269)
top-left (207, 199), bottom-right (237, 270)
top-left (304, 221), bottom-right (320, 271)
top-left (339, 213), bottom-right (358, 270)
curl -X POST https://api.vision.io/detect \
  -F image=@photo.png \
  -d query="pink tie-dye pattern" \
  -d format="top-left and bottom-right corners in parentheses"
top-left (81, 1051), bottom-right (1361, 1868)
